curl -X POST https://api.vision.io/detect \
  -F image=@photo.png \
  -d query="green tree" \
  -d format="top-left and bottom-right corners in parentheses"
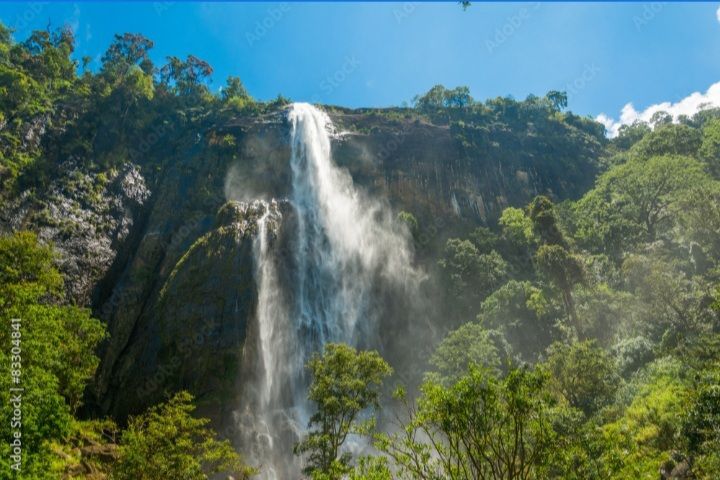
top-left (0, 232), bottom-right (106, 474)
top-left (397, 211), bottom-right (419, 241)
top-left (159, 55), bottom-right (213, 97)
top-left (347, 456), bottom-right (393, 480)
top-left (219, 74), bottom-right (254, 107)
top-left (499, 207), bottom-right (535, 247)
top-left (468, 227), bottom-right (498, 253)
top-left (20, 27), bottom-right (77, 87)
top-left (599, 357), bottom-right (692, 479)
top-left (546, 90), bottom-right (568, 112)
top-left (573, 155), bottom-right (711, 253)
top-left (413, 84), bottom-right (473, 111)
top-left (439, 239), bottom-right (508, 317)
top-left (535, 244), bottom-right (585, 336)
top-left (498, 207), bottom-right (536, 274)
top-left (479, 280), bottom-right (558, 361)
top-left (113, 391), bottom-right (254, 480)
top-left (0, 24), bottom-right (79, 191)
top-left (632, 123), bottom-right (702, 158)
top-left (544, 340), bottom-right (620, 416)
top-left (649, 111), bottom-right (672, 128)
top-left (98, 33), bottom-right (155, 135)
top-left (614, 121), bottom-right (651, 151)
top-left (683, 368), bottom-right (720, 478)
top-left (296, 343), bottom-right (392, 479)
top-left (699, 117), bottom-right (720, 178)
top-left (413, 84), bottom-right (446, 110)
top-left (528, 195), bottom-right (566, 247)
top-left (101, 32), bottom-right (154, 75)
top-left (220, 75), bottom-right (256, 112)
top-left (573, 284), bottom-right (633, 346)
top-left (221, 75), bottom-right (250, 100)
top-left (445, 86), bottom-right (473, 108)
top-left (677, 181), bottom-right (720, 260)
top-left (428, 322), bottom-right (503, 385)
top-left (377, 367), bottom-right (560, 480)
top-left (622, 254), bottom-right (712, 342)
top-left (611, 336), bottom-right (655, 378)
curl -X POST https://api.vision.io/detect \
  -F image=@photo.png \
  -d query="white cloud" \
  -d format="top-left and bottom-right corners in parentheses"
top-left (716, 5), bottom-right (720, 24)
top-left (596, 81), bottom-right (720, 137)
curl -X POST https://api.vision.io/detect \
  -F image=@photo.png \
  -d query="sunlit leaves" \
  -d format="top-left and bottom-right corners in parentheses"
top-left (113, 391), bottom-right (254, 480)
top-left (296, 343), bottom-right (392, 479)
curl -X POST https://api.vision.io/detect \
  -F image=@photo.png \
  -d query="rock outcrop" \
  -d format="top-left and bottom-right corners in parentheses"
top-left (0, 105), bottom-right (604, 425)
top-left (0, 161), bottom-right (149, 304)
top-left (96, 199), bottom-right (289, 423)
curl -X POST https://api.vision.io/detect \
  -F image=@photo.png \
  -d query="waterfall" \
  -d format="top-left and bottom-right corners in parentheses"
top-left (237, 103), bottom-right (419, 478)
top-left (289, 103), bottom-right (415, 345)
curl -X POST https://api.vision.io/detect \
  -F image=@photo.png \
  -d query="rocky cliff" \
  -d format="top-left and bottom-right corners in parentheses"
top-left (0, 104), bottom-right (604, 425)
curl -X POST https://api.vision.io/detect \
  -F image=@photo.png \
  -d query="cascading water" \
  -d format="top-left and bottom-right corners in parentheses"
top-left (237, 103), bottom-right (419, 479)
top-left (288, 103), bottom-right (416, 347)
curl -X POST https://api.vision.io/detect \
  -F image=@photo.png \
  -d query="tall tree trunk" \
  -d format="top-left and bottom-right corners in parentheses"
top-left (563, 289), bottom-right (581, 339)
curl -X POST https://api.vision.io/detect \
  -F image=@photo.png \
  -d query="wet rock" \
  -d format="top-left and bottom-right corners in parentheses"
top-left (97, 197), bottom-right (288, 426)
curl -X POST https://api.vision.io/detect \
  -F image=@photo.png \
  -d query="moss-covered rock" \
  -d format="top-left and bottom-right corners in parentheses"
top-left (97, 200), bottom-right (287, 425)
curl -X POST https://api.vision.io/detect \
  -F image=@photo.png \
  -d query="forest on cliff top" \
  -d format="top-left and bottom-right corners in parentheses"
top-left (1, 24), bottom-right (720, 480)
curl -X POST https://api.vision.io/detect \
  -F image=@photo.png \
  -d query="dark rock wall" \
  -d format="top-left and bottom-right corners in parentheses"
top-left (1, 106), bottom-right (602, 425)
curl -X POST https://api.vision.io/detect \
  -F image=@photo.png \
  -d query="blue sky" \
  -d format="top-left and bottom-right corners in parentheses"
top-left (2, 1), bottom-right (720, 126)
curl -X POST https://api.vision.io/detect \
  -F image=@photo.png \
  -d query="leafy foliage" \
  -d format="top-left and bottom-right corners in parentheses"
top-left (376, 366), bottom-right (561, 480)
top-left (0, 232), bottom-right (105, 475)
top-left (0, 231), bottom-right (255, 479)
top-left (295, 343), bottom-right (392, 479)
top-left (427, 322), bottom-right (503, 384)
top-left (544, 340), bottom-right (619, 416)
top-left (113, 391), bottom-right (254, 480)
top-left (364, 102), bottom-right (720, 479)
top-left (573, 155), bottom-right (714, 253)
top-left (3, 23), bottom-right (720, 480)
top-left (438, 238), bottom-right (508, 320)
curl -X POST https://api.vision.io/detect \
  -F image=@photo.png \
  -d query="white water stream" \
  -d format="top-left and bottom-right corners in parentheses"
top-left (237, 103), bottom-right (418, 478)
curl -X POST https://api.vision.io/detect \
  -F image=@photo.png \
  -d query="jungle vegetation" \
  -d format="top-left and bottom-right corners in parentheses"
top-left (1, 23), bottom-right (719, 480)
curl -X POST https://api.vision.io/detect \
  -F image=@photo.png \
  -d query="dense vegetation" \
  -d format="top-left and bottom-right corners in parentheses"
top-left (1, 23), bottom-right (719, 480)
top-left (0, 23), bottom-right (287, 206)
top-left (295, 99), bottom-right (720, 479)
top-left (0, 232), bottom-right (254, 478)
top-left (0, 23), bottom-right (276, 479)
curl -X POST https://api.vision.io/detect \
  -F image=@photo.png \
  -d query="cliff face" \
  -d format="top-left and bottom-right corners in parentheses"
top-left (96, 199), bottom-right (289, 425)
top-left (0, 162), bottom-right (150, 305)
top-left (0, 105), bottom-right (603, 424)
top-left (223, 107), bottom-right (602, 230)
